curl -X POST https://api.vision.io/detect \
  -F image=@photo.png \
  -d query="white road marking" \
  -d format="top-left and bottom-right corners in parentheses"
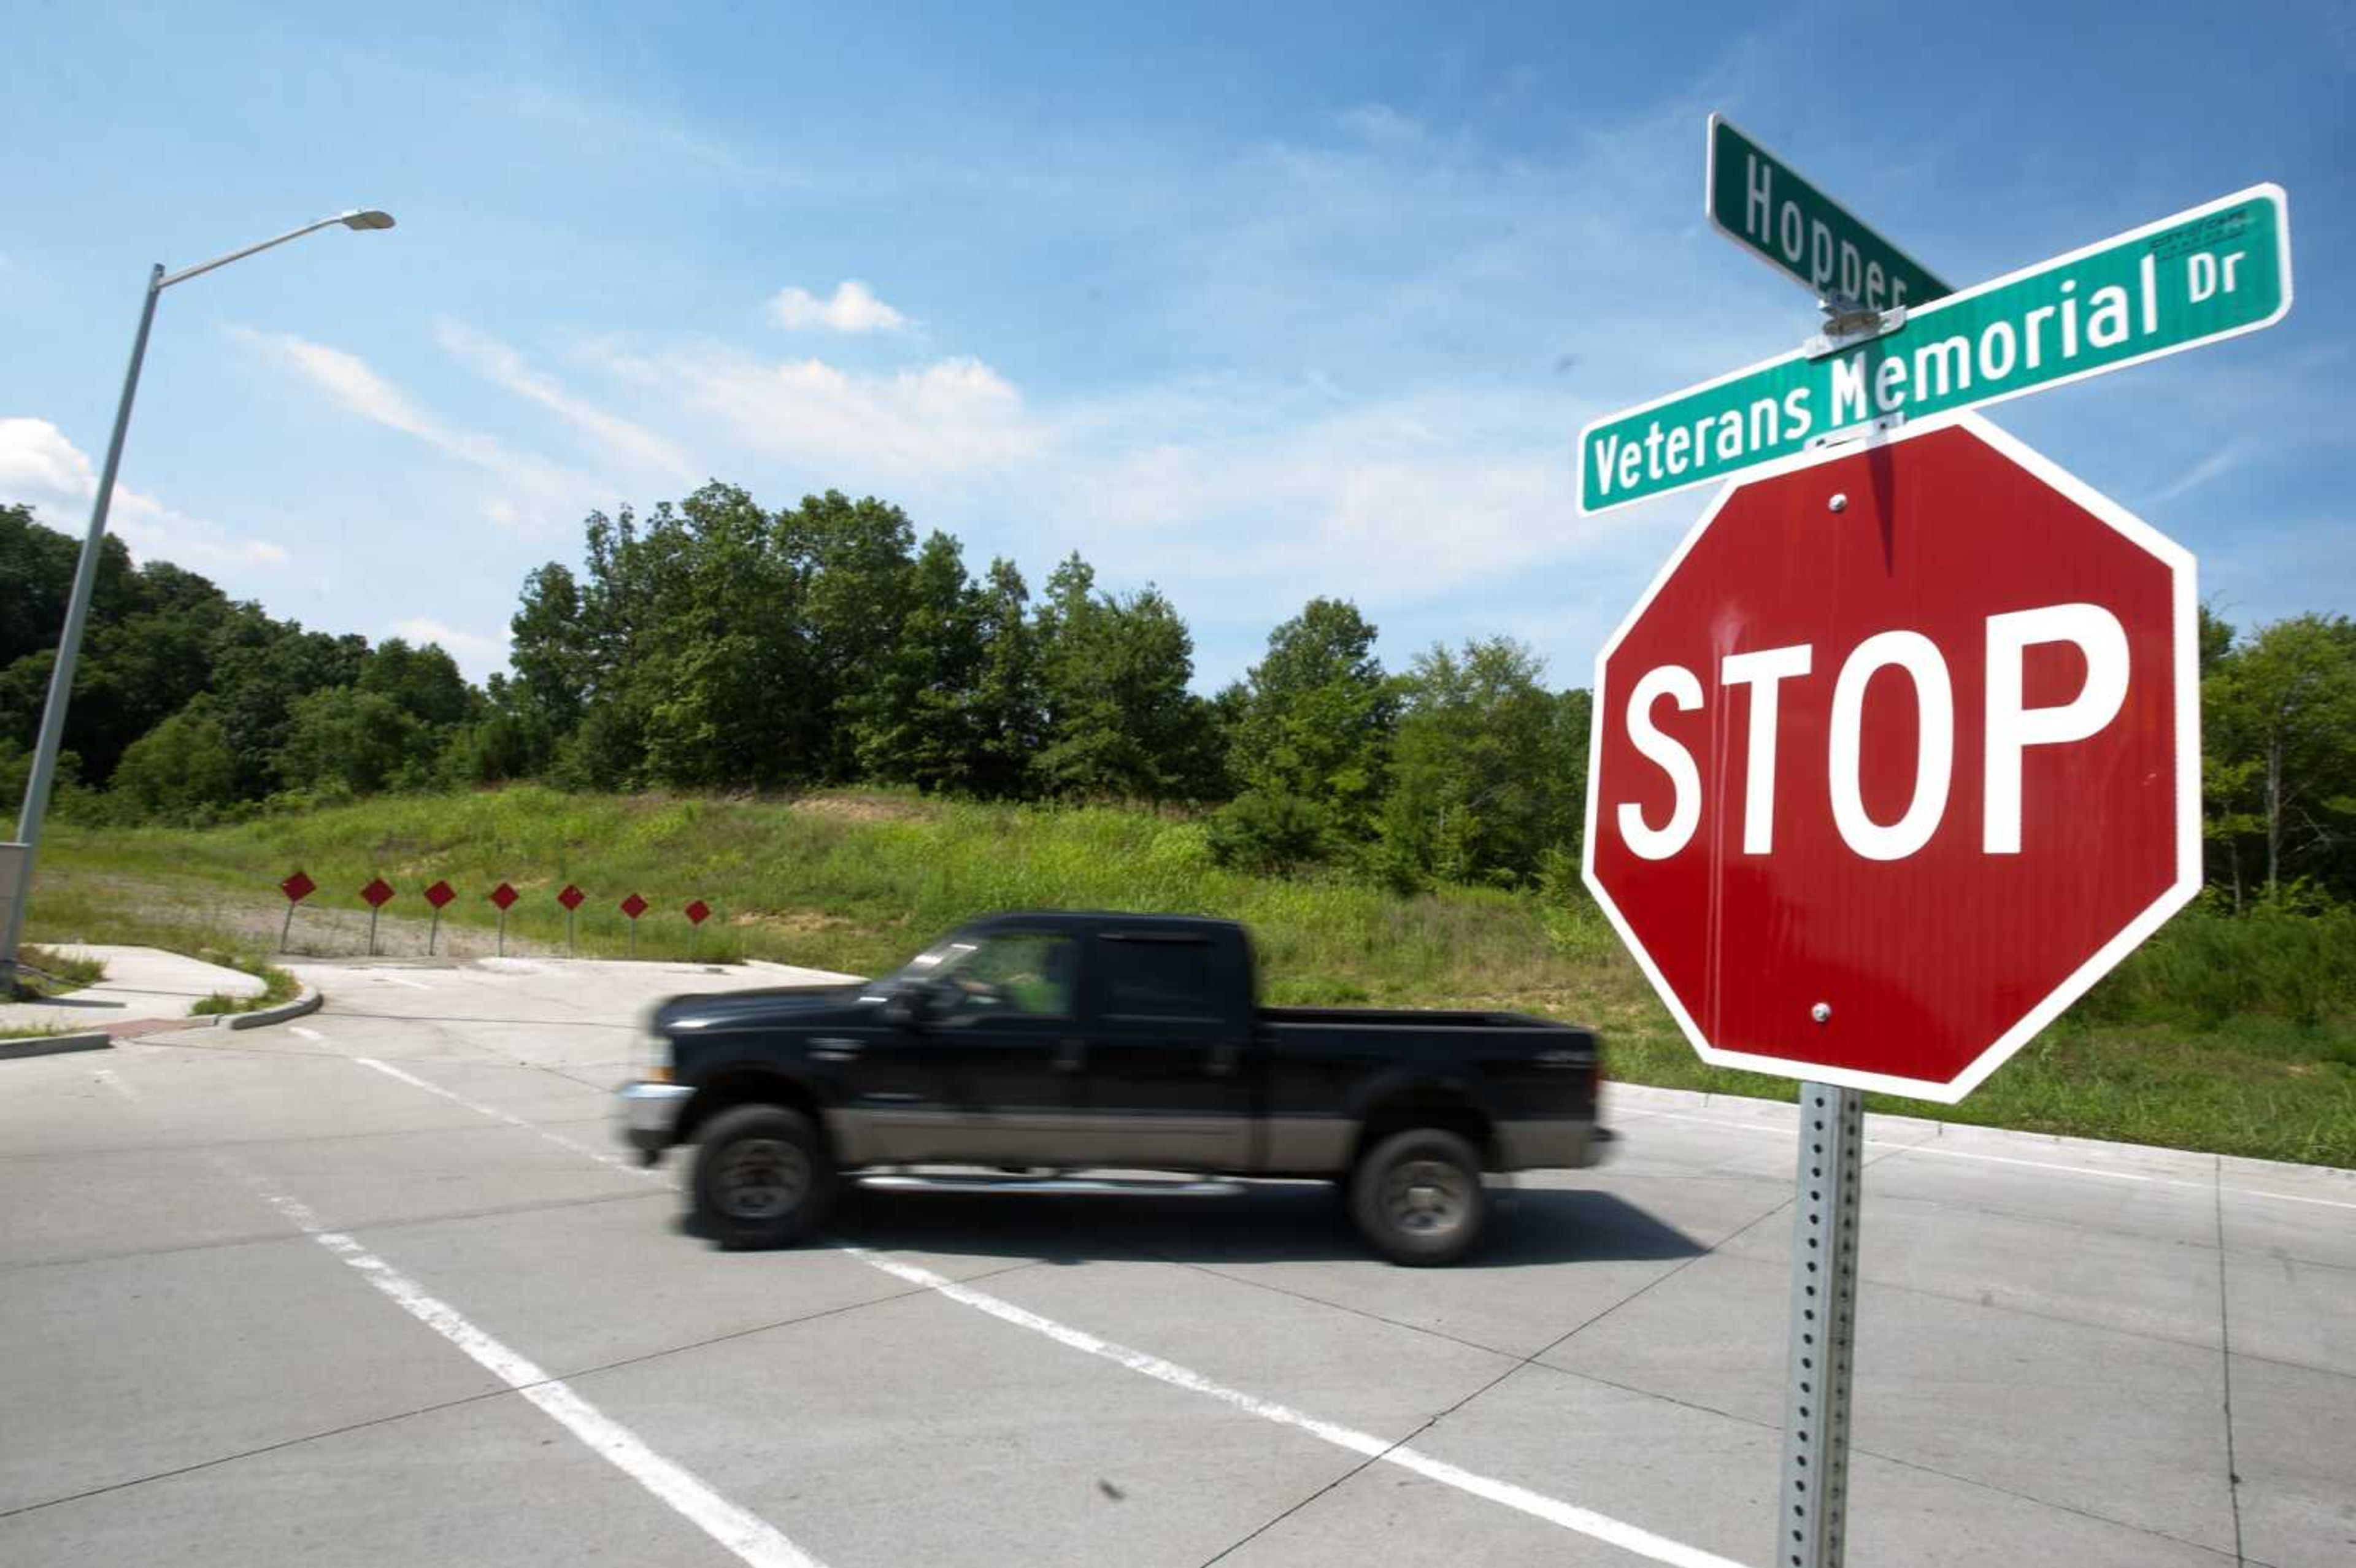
top-left (1626, 1108), bottom-right (2356, 1211)
top-left (90, 1066), bottom-right (819, 1568)
top-left (353, 1054), bottom-right (660, 1179)
top-left (290, 1026), bottom-right (326, 1042)
top-left (847, 1247), bottom-right (1752, 1568)
top-left (353, 1055), bottom-right (1755, 1568)
top-left (248, 1182), bottom-right (826, 1568)
top-left (374, 972), bottom-right (435, 990)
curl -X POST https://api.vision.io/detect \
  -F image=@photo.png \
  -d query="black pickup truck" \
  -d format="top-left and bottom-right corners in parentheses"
top-left (618, 912), bottom-right (1604, 1264)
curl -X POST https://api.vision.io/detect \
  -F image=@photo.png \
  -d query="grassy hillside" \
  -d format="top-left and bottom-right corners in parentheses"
top-left (27, 786), bottom-right (2355, 1167)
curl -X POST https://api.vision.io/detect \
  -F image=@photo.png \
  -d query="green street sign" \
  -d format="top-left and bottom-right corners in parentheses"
top-left (1707, 113), bottom-right (1950, 309)
top-left (1579, 183), bottom-right (2292, 516)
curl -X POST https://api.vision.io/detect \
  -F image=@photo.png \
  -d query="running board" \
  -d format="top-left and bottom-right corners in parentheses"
top-left (855, 1173), bottom-right (1245, 1198)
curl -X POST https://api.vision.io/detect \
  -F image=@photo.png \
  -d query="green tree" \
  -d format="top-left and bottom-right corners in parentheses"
top-left (1031, 555), bottom-right (1212, 801)
top-left (275, 686), bottom-right (429, 796)
top-left (2204, 613), bottom-right (2356, 903)
top-left (853, 531), bottom-right (988, 790)
top-left (109, 698), bottom-right (238, 821)
top-left (1375, 637), bottom-right (1571, 888)
top-left (1212, 598), bottom-right (1393, 867)
top-left (965, 557), bottom-right (1044, 798)
top-left (360, 638), bottom-right (473, 729)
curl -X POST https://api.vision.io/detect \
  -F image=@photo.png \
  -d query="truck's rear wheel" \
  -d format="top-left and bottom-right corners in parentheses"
top-left (1350, 1128), bottom-right (1487, 1266)
top-left (692, 1105), bottom-right (836, 1248)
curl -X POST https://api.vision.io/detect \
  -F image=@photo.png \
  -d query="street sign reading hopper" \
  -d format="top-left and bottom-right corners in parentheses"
top-left (1706, 113), bottom-right (1950, 309)
top-left (1581, 415), bottom-right (2198, 1101)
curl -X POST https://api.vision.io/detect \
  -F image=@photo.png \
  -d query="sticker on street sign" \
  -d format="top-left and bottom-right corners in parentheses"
top-left (620, 893), bottom-right (648, 921)
top-left (280, 871), bottom-right (317, 904)
top-left (1579, 183), bottom-right (2292, 515)
top-left (1707, 113), bottom-right (1949, 309)
top-left (1582, 414), bottom-right (2198, 1102)
top-left (557, 884), bottom-right (585, 912)
top-left (423, 880), bottom-right (455, 910)
top-left (360, 878), bottom-right (395, 909)
top-left (488, 882), bottom-right (518, 911)
top-left (684, 899), bottom-right (711, 926)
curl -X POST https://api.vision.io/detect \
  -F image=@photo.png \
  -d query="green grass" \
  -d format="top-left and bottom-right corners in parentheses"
top-left (9, 943), bottom-right (107, 1000)
top-left (27, 785), bottom-right (2356, 1167)
top-left (190, 963), bottom-right (301, 1017)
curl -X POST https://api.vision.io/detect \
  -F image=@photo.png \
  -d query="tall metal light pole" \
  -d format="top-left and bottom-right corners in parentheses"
top-left (1, 209), bottom-right (396, 989)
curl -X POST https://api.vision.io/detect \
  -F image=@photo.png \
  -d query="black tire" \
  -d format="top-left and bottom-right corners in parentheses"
top-left (1350, 1127), bottom-right (1487, 1266)
top-left (691, 1105), bottom-right (837, 1249)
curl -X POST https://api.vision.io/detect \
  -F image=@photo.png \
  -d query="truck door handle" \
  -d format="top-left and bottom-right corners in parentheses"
top-left (1055, 1038), bottom-right (1087, 1072)
top-left (1207, 1041), bottom-right (1240, 1075)
top-left (810, 1038), bottom-right (863, 1063)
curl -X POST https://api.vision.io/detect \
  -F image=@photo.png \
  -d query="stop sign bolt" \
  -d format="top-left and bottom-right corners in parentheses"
top-left (1811, 1002), bottom-right (1833, 1024)
top-left (1828, 493), bottom-right (1849, 513)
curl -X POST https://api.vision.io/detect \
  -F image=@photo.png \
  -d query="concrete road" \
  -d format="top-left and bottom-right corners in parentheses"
top-left (2, 956), bottom-right (2349, 1568)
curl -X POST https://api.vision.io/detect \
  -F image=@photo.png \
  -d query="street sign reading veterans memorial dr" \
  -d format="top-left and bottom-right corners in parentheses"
top-left (1579, 184), bottom-right (2292, 514)
top-left (1707, 114), bottom-right (1949, 309)
top-left (1582, 416), bottom-right (2199, 1101)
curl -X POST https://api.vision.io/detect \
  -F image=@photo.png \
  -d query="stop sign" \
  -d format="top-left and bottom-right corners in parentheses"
top-left (1582, 415), bottom-right (2198, 1101)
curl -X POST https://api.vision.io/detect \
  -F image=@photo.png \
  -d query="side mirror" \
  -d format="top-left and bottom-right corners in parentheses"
top-left (881, 983), bottom-right (934, 1029)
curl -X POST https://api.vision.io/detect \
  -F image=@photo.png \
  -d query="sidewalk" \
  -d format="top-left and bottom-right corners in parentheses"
top-left (2, 945), bottom-right (265, 1037)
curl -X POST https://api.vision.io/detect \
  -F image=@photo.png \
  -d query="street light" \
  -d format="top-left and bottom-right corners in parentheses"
top-left (0, 209), bottom-right (398, 986)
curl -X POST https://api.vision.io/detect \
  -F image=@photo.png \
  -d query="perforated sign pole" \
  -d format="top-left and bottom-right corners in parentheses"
top-left (1779, 1083), bottom-right (1865, 1568)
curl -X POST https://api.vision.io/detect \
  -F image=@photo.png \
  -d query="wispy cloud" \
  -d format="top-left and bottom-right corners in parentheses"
top-left (765, 280), bottom-right (912, 334)
top-left (0, 416), bottom-right (291, 572)
top-left (2147, 440), bottom-right (2254, 505)
top-left (231, 326), bottom-right (603, 534)
top-left (460, 79), bottom-right (785, 185)
top-left (434, 320), bottom-right (698, 482)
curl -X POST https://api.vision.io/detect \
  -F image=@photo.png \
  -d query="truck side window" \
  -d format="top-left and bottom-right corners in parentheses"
top-left (1099, 936), bottom-right (1220, 1021)
top-left (949, 932), bottom-right (1079, 1018)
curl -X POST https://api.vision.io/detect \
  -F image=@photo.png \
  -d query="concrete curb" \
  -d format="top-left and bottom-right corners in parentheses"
top-left (0, 1029), bottom-right (114, 1059)
top-left (220, 985), bottom-right (324, 1031)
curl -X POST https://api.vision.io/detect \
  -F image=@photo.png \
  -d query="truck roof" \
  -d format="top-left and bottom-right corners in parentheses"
top-left (959, 910), bottom-right (1246, 939)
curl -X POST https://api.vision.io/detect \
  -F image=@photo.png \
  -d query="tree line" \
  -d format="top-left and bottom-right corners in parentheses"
top-left (4, 491), bottom-right (2352, 904)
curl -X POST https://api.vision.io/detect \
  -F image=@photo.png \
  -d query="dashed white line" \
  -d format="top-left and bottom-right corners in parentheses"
top-left (350, 1054), bottom-right (1754, 1568)
top-left (847, 1247), bottom-right (1753, 1568)
top-left (91, 1064), bottom-right (818, 1568)
top-left (352, 1054), bottom-right (656, 1178)
top-left (247, 1180), bottom-right (825, 1568)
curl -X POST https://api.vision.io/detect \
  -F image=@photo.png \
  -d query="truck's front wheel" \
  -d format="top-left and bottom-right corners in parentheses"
top-left (692, 1105), bottom-right (837, 1248)
top-left (1350, 1127), bottom-right (1487, 1266)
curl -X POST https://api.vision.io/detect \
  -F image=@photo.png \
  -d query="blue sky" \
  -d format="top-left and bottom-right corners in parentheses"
top-left (4, 0), bottom-right (2350, 688)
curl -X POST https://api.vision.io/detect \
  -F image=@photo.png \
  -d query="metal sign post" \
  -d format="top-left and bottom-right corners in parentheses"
top-left (1779, 1083), bottom-right (1865, 1568)
top-left (490, 883), bottom-right (518, 956)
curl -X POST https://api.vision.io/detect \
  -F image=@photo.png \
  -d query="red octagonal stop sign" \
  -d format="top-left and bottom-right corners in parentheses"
top-left (1582, 415), bottom-right (2198, 1102)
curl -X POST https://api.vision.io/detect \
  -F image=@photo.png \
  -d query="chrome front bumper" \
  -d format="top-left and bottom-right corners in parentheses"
top-left (617, 1081), bottom-right (695, 1155)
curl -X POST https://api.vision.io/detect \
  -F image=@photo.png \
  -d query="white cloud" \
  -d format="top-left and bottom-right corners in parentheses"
top-left (764, 280), bottom-right (912, 334)
top-left (231, 326), bottom-right (604, 535)
top-left (388, 616), bottom-right (509, 678)
top-left (591, 342), bottom-right (1041, 482)
top-left (434, 320), bottom-right (698, 482)
top-left (0, 415), bottom-right (291, 572)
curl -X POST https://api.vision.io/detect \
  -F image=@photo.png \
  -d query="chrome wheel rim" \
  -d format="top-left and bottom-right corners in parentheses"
top-left (715, 1137), bottom-right (809, 1220)
top-left (1384, 1158), bottom-right (1469, 1236)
